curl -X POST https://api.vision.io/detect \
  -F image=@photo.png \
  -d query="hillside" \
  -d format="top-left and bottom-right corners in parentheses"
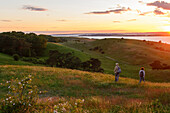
top-left (0, 65), bottom-right (169, 112)
top-left (63, 38), bottom-right (170, 82)
top-left (0, 53), bottom-right (37, 66)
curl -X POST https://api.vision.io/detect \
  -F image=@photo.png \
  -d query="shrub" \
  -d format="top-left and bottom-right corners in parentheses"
top-left (0, 75), bottom-right (41, 113)
top-left (13, 54), bottom-right (20, 61)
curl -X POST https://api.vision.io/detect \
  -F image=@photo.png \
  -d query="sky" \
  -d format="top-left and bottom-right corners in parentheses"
top-left (0, 0), bottom-right (170, 34)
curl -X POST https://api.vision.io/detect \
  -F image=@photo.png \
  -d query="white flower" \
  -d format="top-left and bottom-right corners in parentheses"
top-left (10, 101), bottom-right (12, 103)
top-left (6, 81), bottom-right (9, 83)
top-left (9, 97), bottom-right (11, 99)
top-left (82, 99), bottom-right (85, 102)
top-left (13, 103), bottom-right (15, 105)
top-left (39, 91), bottom-right (42, 93)
top-left (21, 87), bottom-right (23, 89)
top-left (23, 84), bottom-right (25, 86)
top-left (29, 104), bottom-right (31, 106)
top-left (75, 103), bottom-right (77, 105)
top-left (18, 82), bottom-right (21, 84)
top-left (62, 108), bottom-right (66, 111)
top-left (8, 86), bottom-right (10, 89)
top-left (6, 98), bottom-right (8, 100)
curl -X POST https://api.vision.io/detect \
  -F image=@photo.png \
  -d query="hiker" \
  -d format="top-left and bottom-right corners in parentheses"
top-left (139, 67), bottom-right (145, 83)
top-left (114, 63), bottom-right (121, 82)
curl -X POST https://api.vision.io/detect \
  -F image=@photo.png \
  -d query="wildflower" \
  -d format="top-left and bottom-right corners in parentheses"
top-left (10, 101), bottom-right (12, 103)
top-left (23, 84), bottom-right (25, 86)
top-left (9, 97), bottom-right (11, 99)
top-left (13, 103), bottom-right (15, 105)
top-left (6, 98), bottom-right (8, 100)
top-left (82, 99), bottom-right (85, 102)
top-left (75, 103), bottom-right (77, 105)
top-left (39, 91), bottom-right (42, 93)
top-left (13, 88), bottom-right (15, 90)
top-left (29, 104), bottom-right (31, 106)
top-left (8, 86), bottom-right (10, 89)
top-left (18, 82), bottom-right (21, 84)
top-left (21, 86), bottom-right (23, 89)
top-left (6, 81), bottom-right (9, 83)
top-left (28, 75), bottom-right (32, 77)
top-left (62, 107), bottom-right (66, 112)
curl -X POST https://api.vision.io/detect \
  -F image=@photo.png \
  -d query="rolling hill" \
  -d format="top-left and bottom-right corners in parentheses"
top-left (63, 38), bottom-right (170, 82)
top-left (0, 65), bottom-right (169, 112)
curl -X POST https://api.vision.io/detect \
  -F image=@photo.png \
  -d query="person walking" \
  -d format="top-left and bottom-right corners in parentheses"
top-left (114, 63), bottom-right (121, 82)
top-left (139, 67), bottom-right (145, 83)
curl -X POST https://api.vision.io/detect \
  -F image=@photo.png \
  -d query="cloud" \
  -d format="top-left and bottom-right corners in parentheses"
top-left (85, 7), bottom-right (131, 15)
top-left (56, 19), bottom-right (68, 22)
top-left (139, 11), bottom-right (152, 16)
top-left (113, 21), bottom-right (121, 23)
top-left (23, 5), bottom-right (48, 11)
top-left (147, 1), bottom-right (170, 10)
top-left (85, 11), bottom-right (110, 14)
top-left (0, 20), bottom-right (11, 22)
top-left (154, 9), bottom-right (165, 15)
top-left (138, 1), bottom-right (145, 4)
top-left (127, 19), bottom-right (137, 21)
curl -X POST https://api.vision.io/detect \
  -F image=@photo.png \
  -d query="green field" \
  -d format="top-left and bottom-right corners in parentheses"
top-left (63, 38), bottom-right (170, 82)
top-left (42, 42), bottom-right (91, 62)
top-left (0, 65), bottom-right (169, 112)
top-left (0, 53), bottom-right (36, 66)
top-left (0, 38), bottom-right (170, 112)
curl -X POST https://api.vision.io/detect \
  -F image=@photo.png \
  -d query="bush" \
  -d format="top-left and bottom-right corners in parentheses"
top-left (22, 57), bottom-right (45, 65)
top-left (0, 75), bottom-right (41, 113)
top-left (13, 54), bottom-right (20, 61)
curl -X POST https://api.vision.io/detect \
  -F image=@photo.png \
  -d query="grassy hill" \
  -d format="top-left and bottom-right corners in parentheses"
top-left (0, 65), bottom-right (169, 112)
top-left (63, 38), bottom-right (170, 82)
top-left (42, 42), bottom-right (91, 62)
top-left (0, 53), bottom-right (37, 66)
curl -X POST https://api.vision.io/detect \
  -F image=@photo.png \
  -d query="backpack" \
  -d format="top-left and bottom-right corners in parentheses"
top-left (117, 67), bottom-right (121, 73)
top-left (140, 71), bottom-right (144, 77)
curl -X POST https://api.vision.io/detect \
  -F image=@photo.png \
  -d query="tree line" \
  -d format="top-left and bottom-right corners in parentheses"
top-left (0, 31), bottom-right (47, 57)
top-left (46, 50), bottom-right (104, 72)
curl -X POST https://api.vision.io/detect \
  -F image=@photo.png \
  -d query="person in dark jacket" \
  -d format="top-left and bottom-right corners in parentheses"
top-left (139, 67), bottom-right (145, 83)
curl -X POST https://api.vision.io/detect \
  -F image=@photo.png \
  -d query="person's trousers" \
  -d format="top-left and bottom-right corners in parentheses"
top-left (115, 73), bottom-right (119, 82)
top-left (139, 77), bottom-right (145, 83)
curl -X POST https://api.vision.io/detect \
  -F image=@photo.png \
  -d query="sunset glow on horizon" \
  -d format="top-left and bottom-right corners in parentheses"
top-left (0, 0), bottom-right (170, 34)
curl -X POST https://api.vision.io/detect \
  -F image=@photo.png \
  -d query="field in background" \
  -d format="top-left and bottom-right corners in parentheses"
top-left (63, 38), bottom-right (170, 82)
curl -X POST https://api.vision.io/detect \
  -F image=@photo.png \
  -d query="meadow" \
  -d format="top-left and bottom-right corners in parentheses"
top-left (0, 37), bottom-right (170, 112)
top-left (0, 65), bottom-right (169, 112)
top-left (63, 38), bottom-right (170, 82)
